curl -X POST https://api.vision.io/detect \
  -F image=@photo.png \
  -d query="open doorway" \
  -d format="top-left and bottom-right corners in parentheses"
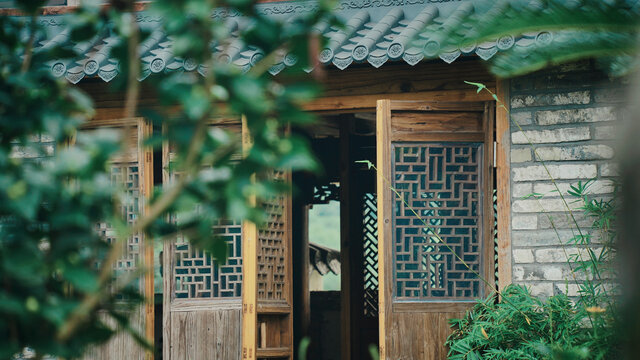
top-left (308, 194), bottom-right (341, 360)
top-left (292, 114), bottom-right (380, 360)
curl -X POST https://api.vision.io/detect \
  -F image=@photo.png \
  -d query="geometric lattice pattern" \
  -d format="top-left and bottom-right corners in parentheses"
top-left (96, 164), bottom-right (142, 288)
top-left (173, 219), bottom-right (243, 299)
top-left (257, 171), bottom-right (288, 301)
top-left (392, 143), bottom-right (483, 300)
top-left (312, 183), bottom-right (340, 204)
top-left (362, 193), bottom-right (379, 318)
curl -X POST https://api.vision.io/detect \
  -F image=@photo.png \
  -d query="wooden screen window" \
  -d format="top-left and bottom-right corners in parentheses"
top-left (98, 164), bottom-right (143, 290)
top-left (173, 219), bottom-right (243, 299)
top-left (257, 170), bottom-right (288, 301)
top-left (392, 143), bottom-right (483, 301)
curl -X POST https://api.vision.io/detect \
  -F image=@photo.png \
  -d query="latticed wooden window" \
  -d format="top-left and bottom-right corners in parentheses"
top-left (391, 143), bottom-right (483, 301)
top-left (376, 100), bottom-right (495, 360)
top-left (173, 219), bottom-right (243, 299)
top-left (257, 180), bottom-right (289, 301)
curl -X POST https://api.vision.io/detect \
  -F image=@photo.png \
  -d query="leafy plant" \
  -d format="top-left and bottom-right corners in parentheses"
top-left (447, 285), bottom-right (595, 360)
top-left (446, 180), bottom-right (620, 359)
top-left (0, 0), bottom-right (335, 358)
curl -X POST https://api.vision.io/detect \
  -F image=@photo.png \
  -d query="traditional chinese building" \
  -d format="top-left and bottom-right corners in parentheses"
top-left (4, 0), bottom-right (626, 359)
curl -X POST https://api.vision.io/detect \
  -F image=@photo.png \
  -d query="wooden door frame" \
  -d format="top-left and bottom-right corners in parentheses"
top-left (305, 82), bottom-right (511, 359)
top-left (375, 100), bottom-right (496, 359)
top-left (78, 117), bottom-right (154, 360)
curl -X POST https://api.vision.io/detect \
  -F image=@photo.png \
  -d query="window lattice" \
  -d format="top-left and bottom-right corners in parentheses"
top-left (257, 171), bottom-right (288, 301)
top-left (95, 164), bottom-right (142, 289)
top-left (362, 193), bottom-right (379, 318)
top-left (392, 143), bottom-right (482, 301)
top-left (173, 220), bottom-right (243, 299)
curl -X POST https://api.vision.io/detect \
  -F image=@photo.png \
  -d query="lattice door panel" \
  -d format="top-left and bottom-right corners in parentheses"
top-left (257, 180), bottom-right (288, 301)
top-left (96, 164), bottom-right (144, 290)
top-left (173, 219), bottom-right (243, 299)
top-left (163, 122), bottom-right (244, 360)
top-left (392, 143), bottom-right (483, 301)
top-left (78, 118), bottom-right (152, 360)
top-left (376, 100), bottom-right (494, 360)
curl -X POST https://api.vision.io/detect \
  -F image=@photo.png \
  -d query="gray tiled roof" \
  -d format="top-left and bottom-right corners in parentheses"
top-left (30, 0), bottom-right (637, 83)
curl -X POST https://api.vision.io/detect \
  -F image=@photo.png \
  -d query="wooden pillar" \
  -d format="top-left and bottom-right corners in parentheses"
top-left (292, 173), bottom-right (311, 357)
top-left (340, 119), bottom-right (365, 360)
top-left (141, 119), bottom-right (155, 360)
top-left (241, 118), bottom-right (258, 360)
top-left (496, 79), bottom-right (512, 292)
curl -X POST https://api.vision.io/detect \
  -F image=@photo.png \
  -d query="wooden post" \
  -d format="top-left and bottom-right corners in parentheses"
top-left (482, 103), bottom-right (496, 295)
top-left (292, 173), bottom-right (310, 358)
top-left (496, 80), bottom-right (512, 292)
top-left (140, 119), bottom-right (155, 360)
top-left (241, 117), bottom-right (258, 360)
top-left (161, 122), bottom-right (172, 360)
top-left (375, 100), bottom-right (392, 360)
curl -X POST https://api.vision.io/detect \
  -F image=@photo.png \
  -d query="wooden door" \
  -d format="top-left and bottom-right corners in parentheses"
top-left (376, 100), bottom-right (495, 359)
top-left (162, 122), bottom-right (243, 360)
top-left (79, 118), bottom-right (154, 360)
top-left (242, 122), bottom-right (294, 360)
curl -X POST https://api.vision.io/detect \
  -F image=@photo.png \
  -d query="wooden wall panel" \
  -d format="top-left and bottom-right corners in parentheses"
top-left (82, 310), bottom-right (146, 360)
top-left (169, 309), bottom-right (242, 360)
top-left (388, 312), bottom-right (465, 360)
top-left (320, 60), bottom-right (495, 98)
top-left (79, 118), bottom-right (152, 360)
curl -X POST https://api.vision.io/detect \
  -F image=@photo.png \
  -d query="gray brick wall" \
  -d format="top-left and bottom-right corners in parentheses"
top-left (10, 134), bottom-right (56, 160)
top-left (509, 61), bottom-right (623, 297)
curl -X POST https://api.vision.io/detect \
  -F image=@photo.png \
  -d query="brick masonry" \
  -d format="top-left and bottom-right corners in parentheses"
top-left (508, 61), bottom-right (623, 297)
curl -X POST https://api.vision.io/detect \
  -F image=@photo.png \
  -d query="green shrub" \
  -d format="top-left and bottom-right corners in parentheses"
top-left (446, 284), bottom-right (619, 360)
top-left (446, 178), bottom-right (621, 360)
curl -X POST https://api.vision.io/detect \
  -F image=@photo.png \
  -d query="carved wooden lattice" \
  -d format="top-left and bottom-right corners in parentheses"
top-left (173, 219), bottom-right (243, 299)
top-left (96, 164), bottom-right (142, 288)
top-left (392, 143), bottom-right (482, 300)
top-left (257, 171), bottom-right (288, 301)
top-left (168, 159), bottom-right (244, 299)
top-left (362, 192), bottom-right (379, 318)
top-left (312, 183), bottom-right (340, 204)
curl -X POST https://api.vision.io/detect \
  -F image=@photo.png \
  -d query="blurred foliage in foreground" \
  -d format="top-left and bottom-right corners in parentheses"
top-left (430, 0), bottom-right (639, 78)
top-left (0, 0), bottom-right (336, 358)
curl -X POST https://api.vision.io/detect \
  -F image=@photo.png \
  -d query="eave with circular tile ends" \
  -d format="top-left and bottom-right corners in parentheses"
top-left (27, 0), bottom-right (639, 83)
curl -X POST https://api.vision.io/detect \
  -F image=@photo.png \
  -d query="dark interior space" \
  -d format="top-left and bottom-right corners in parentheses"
top-left (292, 115), bottom-right (380, 360)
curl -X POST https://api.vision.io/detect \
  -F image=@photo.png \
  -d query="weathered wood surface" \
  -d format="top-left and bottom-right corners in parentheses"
top-left (321, 61), bottom-right (495, 98)
top-left (80, 118), bottom-right (152, 360)
top-left (80, 60), bottom-right (495, 118)
top-left (169, 309), bottom-right (242, 360)
top-left (81, 309), bottom-right (146, 360)
top-left (162, 122), bottom-right (244, 360)
top-left (376, 99), bottom-right (393, 360)
top-left (376, 100), bottom-right (495, 360)
top-left (241, 118), bottom-right (259, 360)
top-left (496, 80), bottom-right (512, 293)
top-left (388, 312), bottom-right (466, 360)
